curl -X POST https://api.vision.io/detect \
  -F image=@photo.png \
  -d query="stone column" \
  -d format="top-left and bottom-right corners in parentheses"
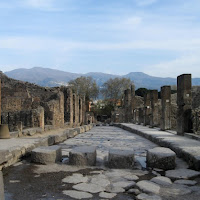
top-left (0, 171), bottom-right (5, 200)
top-left (138, 107), bottom-right (144, 125)
top-left (144, 92), bottom-right (151, 126)
top-left (73, 93), bottom-right (76, 125)
top-left (82, 96), bottom-right (86, 125)
top-left (150, 90), bottom-right (159, 127)
top-left (124, 89), bottom-right (132, 122)
top-left (73, 94), bottom-right (79, 126)
top-left (131, 84), bottom-right (135, 114)
top-left (0, 80), bottom-right (1, 125)
top-left (67, 88), bottom-right (73, 126)
top-left (79, 97), bottom-right (83, 125)
top-left (160, 86), bottom-right (171, 130)
top-left (177, 74), bottom-right (192, 135)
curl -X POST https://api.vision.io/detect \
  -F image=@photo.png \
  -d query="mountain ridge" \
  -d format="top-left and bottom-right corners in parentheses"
top-left (4, 67), bottom-right (200, 90)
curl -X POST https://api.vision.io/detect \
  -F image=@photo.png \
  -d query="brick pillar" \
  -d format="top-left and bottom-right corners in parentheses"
top-left (150, 90), bottom-right (159, 127)
top-left (144, 92), bottom-right (151, 126)
top-left (124, 89), bottom-right (132, 122)
top-left (177, 74), bottom-right (192, 135)
top-left (79, 97), bottom-right (83, 125)
top-left (0, 80), bottom-right (1, 125)
top-left (160, 86), bottom-right (171, 130)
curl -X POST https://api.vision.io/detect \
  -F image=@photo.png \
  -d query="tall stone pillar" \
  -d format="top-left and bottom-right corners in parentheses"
top-left (75, 94), bottom-right (80, 125)
top-left (160, 86), bottom-right (171, 130)
top-left (150, 90), bottom-right (159, 127)
top-left (138, 107), bottom-right (144, 125)
top-left (131, 84), bottom-right (135, 113)
top-left (124, 89), bottom-right (132, 122)
top-left (82, 96), bottom-right (86, 125)
top-left (79, 97), bottom-right (83, 125)
top-left (177, 74), bottom-right (192, 135)
top-left (144, 92), bottom-right (151, 126)
top-left (73, 93), bottom-right (76, 125)
top-left (0, 80), bottom-right (1, 125)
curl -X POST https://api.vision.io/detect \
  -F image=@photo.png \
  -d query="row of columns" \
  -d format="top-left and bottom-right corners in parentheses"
top-left (64, 88), bottom-right (86, 127)
top-left (132, 74), bottom-right (192, 135)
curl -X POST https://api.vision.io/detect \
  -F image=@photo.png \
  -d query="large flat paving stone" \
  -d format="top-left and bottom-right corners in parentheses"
top-left (150, 176), bottom-right (172, 186)
top-left (31, 145), bottom-right (61, 165)
top-left (165, 169), bottom-right (200, 179)
top-left (69, 146), bottom-right (96, 166)
top-left (147, 147), bottom-right (176, 170)
top-left (63, 190), bottom-right (93, 199)
top-left (136, 180), bottom-right (160, 194)
top-left (108, 149), bottom-right (135, 169)
top-left (136, 193), bottom-right (162, 200)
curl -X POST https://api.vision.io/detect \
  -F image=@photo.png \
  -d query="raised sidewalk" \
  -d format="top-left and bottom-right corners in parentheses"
top-left (115, 123), bottom-right (200, 171)
top-left (0, 124), bottom-right (93, 170)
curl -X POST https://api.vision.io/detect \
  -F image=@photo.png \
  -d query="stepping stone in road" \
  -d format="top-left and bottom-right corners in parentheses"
top-left (147, 147), bottom-right (176, 170)
top-left (69, 146), bottom-right (96, 166)
top-left (31, 145), bottom-right (62, 165)
top-left (108, 149), bottom-right (135, 169)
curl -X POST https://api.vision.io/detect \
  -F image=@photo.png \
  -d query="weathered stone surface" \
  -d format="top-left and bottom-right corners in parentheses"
top-left (0, 150), bottom-right (10, 165)
top-left (90, 174), bottom-right (110, 187)
top-left (73, 182), bottom-right (104, 193)
top-left (112, 180), bottom-right (135, 190)
top-left (136, 180), bottom-right (160, 194)
top-left (136, 193), bottom-right (162, 200)
top-left (174, 179), bottom-right (197, 186)
top-left (147, 147), bottom-right (176, 170)
top-left (165, 169), bottom-right (200, 179)
top-left (150, 176), bottom-right (172, 186)
top-left (31, 145), bottom-right (62, 165)
top-left (127, 188), bottom-right (140, 195)
top-left (99, 192), bottom-right (117, 199)
top-left (69, 146), bottom-right (96, 166)
top-left (62, 173), bottom-right (88, 184)
top-left (0, 171), bottom-right (5, 200)
top-left (160, 184), bottom-right (192, 195)
top-left (63, 190), bottom-right (93, 199)
top-left (108, 149), bottom-right (135, 169)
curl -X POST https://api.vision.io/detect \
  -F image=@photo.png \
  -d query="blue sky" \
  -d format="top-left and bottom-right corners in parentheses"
top-left (0, 0), bottom-right (200, 77)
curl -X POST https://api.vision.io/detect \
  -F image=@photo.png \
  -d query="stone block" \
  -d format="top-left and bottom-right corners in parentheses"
top-left (31, 145), bottom-right (62, 165)
top-left (0, 171), bottom-right (5, 200)
top-left (147, 147), bottom-right (176, 170)
top-left (69, 146), bottom-right (96, 166)
top-left (108, 149), bottom-right (135, 169)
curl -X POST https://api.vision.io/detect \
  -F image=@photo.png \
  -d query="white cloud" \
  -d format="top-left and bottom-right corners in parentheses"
top-left (135, 0), bottom-right (158, 6)
top-left (145, 54), bottom-right (200, 78)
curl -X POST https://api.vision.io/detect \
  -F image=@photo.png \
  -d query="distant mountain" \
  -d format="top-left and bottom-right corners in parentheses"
top-left (4, 67), bottom-right (200, 90)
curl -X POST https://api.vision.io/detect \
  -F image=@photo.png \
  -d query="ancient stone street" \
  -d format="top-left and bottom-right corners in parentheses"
top-left (3, 125), bottom-right (200, 200)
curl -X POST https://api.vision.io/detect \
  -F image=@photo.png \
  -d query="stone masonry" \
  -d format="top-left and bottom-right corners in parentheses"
top-left (144, 92), bottom-right (151, 126)
top-left (177, 74), bottom-right (193, 135)
top-left (0, 79), bottom-right (1, 124)
top-left (160, 86), bottom-right (171, 130)
top-left (150, 90), bottom-right (159, 127)
top-left (124, 89), bottom-right (132, 123)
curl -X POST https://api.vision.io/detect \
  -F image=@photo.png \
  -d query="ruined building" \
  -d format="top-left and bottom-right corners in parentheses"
top-left (111, 74), bottom-right (200, 135)
top-left (0, 72), bottom-right (88, 134)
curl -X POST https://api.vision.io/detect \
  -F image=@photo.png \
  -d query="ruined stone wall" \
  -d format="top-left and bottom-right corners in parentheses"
top-left (0, 72), bottom-right (66, 130)
top-left (0, 79), bottom-right (1, 124)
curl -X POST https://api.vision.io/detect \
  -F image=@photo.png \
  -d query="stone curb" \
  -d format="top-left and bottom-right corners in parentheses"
top-left (0, 124), bottom-right (94, 170)
top-left (114, 123), bottom-right (200, 171)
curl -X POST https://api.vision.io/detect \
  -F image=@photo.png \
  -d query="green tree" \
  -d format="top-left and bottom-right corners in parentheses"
top-left (135, 88), bottom-right (149, 97)
top-left (69, 76), bottom-right (99, 100)
top-left (101, 77), bottom-right (134, 103)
